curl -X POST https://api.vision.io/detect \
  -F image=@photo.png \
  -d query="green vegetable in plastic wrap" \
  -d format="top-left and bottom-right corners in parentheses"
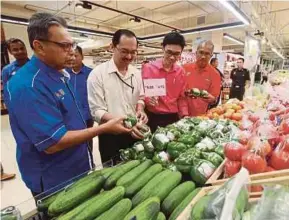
top-left (201, 152), bottom-right (223, 167)
top-left (143, 140), bottom-right (154, 153)
top-left (200, 89), bottom-right (209, 98)
top-left (214, 145), bottom-right (224, 158)
top-left (190, 159), bottom-right (216, 185)
top-left (167, 142), bottom-right (187, 160)
top-left (152, 151), bottom-right (170, 167)
top-left (152, 133), bottom-right (170, 151)
top-left (123, 114), bottom-right (137, 129)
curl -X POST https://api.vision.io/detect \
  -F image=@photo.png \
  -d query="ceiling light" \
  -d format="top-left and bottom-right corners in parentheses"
top-left (218, 0), bottom-right (250, 25)
top-left (129, 17), bottom-right (141, 23)
top-left (75, 2), bottom-right (92, 9)
top-left (272, 47), bottom-right (285, 59)
top-left (223, 33), bottom-right (244, 45)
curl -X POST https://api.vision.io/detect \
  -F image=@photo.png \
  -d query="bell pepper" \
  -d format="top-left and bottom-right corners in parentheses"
top-left (143, 140), bottom-right (154, 153)
top-left (192, 88), bottom-right (201, 97)
top-left (166, 129), bottom-right (182, 141)
top-left (201, 152), bottom-right (223, 167)
top-left (167, 142), bottom-right (188, 160)
top-left (190, 159), bottom-right (216, 185)
top-left (175, 164), bottom-right (191, 173)
top-left (144, 151), bottom-right (154, 159)
top-left (132, 142), bottom-right (145, 153)
top-left (196, 137), bottom-right (216, 151)
top-left (178, 134), bottom-right (199, 147)
top-left (152, 151), bottom-right (169, 167)
top-left (123, 114), bottom-right (138, 129)
top-left (152, 133), bottom-right (170, 151)
top-left (136, 151), bottom-right (147, 161)
top-left (167, 163), bottom-right (178, 172)
top-left (120, 148), bottom-right (135, 161)
top-left (214, 145), bottom-right (224, 158)
top-left (139, 124), bottom-right (151, 139)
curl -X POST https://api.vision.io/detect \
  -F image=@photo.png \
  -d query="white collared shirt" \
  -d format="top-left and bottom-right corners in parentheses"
top-left (87, 58), bottom-right (145, 123)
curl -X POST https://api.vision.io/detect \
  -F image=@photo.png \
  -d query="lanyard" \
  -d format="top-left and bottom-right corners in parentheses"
top-left (113, 71), bottom-right (134, 94)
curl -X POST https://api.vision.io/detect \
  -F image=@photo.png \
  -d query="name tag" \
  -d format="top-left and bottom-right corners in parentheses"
top-left (143, 78), bottom-right (166, 97)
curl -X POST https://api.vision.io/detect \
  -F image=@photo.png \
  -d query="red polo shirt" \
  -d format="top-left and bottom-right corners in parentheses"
top-left (183, 63), bottom-right (221, 116)
top-left (142, 59), bottom-right (188, 117)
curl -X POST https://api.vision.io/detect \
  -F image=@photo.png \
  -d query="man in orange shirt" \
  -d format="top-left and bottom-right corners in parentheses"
top-left (183, 41), bottom-right (221, 116)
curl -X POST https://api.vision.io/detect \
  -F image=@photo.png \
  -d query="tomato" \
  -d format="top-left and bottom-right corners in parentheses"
top-left (269, 112), bottom-right (275, 121)
top-left (269, 150), bottom-right (289, 170)
top-left (280, 118), bottom-right (289, 135)
top-left (216, 107), bottom-right (225, 115)
top-left (239, 101), bottom-right (245, 108)
top-left (224, 112), bottom-right (233, 119)
top-left (248, 114), bottom-right (260, 123)
top-left (232, 113), bottom-right (242, 121)
top-left (224, 160), bottom-right (241, 178)
top-left (265, 166), bottom-right (275, 172)
top-left (268, 136), bottom-right (282, 148)
top-left (224, 142), bottom-right (247, 161)
top-left (212, 113), bottom-right (219, 119)
top-left (238, 131), bottom-right (251, 145)
top-left (281, 137), bottom-right (289, 152)
top-left (242, 152), bottom-right (267, 174)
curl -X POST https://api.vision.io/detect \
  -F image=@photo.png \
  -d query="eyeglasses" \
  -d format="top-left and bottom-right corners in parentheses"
top-left (116, 47), bottom-right (138, 56)
top-left (38, 39), bottom-right (77, 52)
top-left (164, 50), bottom-right (181, 57)
top-left (197, 50), bottom-right (212, 57)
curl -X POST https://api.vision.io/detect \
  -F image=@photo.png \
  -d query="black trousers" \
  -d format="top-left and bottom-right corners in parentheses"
top-left (86, 119), bottom-right (94, 152)
top-left (99, 133), bottom-right (137, 164)
top-left (261, 76), bottom-right (268, 84)
top-left (230, 87), bottom-right (245, 101)
top-left (146, 111), bottom-right (179, 133)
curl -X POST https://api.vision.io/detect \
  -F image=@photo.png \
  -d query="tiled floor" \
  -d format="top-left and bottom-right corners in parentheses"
top-left (1, 115), bottom-right (102, 216)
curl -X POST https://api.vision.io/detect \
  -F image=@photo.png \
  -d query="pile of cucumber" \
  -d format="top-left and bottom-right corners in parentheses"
top-left (37, 160), bottom-right (201, 220)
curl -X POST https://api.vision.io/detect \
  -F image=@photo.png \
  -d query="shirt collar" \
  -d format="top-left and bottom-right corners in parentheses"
top-left (30, 55), bottom-right (69, 82)
top-left (108, 58), bottom-right (134, 79)
top-left (13, 58), bottom-right (30, 67)
top-left (152, 58), bottom-right (178, 72)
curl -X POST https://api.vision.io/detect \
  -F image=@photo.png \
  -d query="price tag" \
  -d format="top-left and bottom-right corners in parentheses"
top-left (143, 78), bottom-right (166, 97)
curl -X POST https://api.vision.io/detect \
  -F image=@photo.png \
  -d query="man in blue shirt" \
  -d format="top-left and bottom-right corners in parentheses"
top-left (66, 46), bottom-right (94, 151)
top-left (2, 38), bottom-right (29, 85)
top-left (4, 12), bottom-right (130, 195)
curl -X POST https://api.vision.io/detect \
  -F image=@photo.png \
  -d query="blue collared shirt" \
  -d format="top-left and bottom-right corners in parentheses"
top-left (4, 56), bottom-right (93, 193)
top-left (66, 65), bottom-right (93, 121)
top-left (1, 59), bottom-right (29, 86)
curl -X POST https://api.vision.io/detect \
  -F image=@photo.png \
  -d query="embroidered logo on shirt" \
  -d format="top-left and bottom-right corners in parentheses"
top-left (55, 89), bottom-right (65, 98)
top-left (11, 71), bottom-right (16, 76)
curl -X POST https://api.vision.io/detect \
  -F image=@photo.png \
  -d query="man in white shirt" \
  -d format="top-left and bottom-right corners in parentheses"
top-left (88, 29), bottom-right (147, 163)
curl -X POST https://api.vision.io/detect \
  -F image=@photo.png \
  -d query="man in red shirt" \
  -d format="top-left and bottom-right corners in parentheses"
top-left (183, 41), bottom-right (221, 116)
top-left (142, 32), bottom-right (188, 132)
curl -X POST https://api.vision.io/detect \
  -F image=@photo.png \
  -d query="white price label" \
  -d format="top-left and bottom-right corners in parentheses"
top-left (143, 78), bottom-right (166, 97)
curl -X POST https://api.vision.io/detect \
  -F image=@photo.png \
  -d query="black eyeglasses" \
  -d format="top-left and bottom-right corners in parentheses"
top-left (38, 39), bottom-right (77, 52)
top-left (164, 50), bottom-right (181, 57)
top-left (116, 47), bottom-right (138, 56)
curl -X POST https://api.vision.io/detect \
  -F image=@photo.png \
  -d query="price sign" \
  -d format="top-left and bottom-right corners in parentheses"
top-left (143, 78), bottom-right (166, 97)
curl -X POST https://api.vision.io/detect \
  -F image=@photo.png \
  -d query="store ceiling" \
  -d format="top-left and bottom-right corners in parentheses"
top-left (1, 0), bottom-right (289, 61)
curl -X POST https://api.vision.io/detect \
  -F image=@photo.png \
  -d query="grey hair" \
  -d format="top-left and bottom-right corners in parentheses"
top-left (197, 40), bottom-right (214, 54)
top-left (27, 12), bottom-right (67, 49)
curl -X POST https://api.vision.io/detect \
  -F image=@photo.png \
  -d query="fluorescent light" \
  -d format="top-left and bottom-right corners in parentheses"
top-left (1, 18), bottom-right (29, 25)
top-left (223, 33), bottom-right (244, 45)
top-left (72, 37), bottom-right (89, 41)
top-left (219, 0), bottom-right (250, 25)
top-left (67, 29), bottom-right (111, 38)
top-left (272, 47), bottom-right (285, 59)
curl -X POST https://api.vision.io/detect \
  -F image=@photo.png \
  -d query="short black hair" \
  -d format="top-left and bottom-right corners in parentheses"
top-left (6, 38), bottom-right (25, 51)
top-left (238, 58), bottom-right (244, 62)
top-left (75, 46), bottom-right (83, 56)
top-left (27, 12), bottom-right (67, 49)
top-left (112, 29), bottom-right (138, 46)
top-left (162, 32), bottom-right (186, 49)
top-left (210, 58), bottom-right (218, 65)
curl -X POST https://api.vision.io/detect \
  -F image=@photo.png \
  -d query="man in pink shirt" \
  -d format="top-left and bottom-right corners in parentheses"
top-left (142, 32), bottom-right (188, 132)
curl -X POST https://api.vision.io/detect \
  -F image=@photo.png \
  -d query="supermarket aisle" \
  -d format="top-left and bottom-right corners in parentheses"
top-left (1, 115), bottom-right (102, 215)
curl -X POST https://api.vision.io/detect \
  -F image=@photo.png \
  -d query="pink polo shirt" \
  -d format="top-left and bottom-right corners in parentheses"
top-left (142, 59), bottom-right (188, 117)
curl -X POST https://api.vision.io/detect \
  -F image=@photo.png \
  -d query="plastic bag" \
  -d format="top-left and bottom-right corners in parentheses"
top-left (269, 138), bottom-right (289, 170)
top-left (251, 185), bottom-right (289, 220)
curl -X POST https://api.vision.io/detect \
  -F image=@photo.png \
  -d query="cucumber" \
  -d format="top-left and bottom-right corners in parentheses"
top-left (104, 160), bottom-right (140, 190)
top-left (132, 170), bottom-right (172, 207)
top-left (101, 166), bottom-right (118, 179)
top-left (49, 175), bottom-right (105, 215)
top-left (117, 160), bottom-right (153, 187)
top-left (169, 188), bottom-right (201, 220)
top-left (125, 163), bottom-right (163, 198)
top-left (124, 197), bottom-right (160, 220)
top-left (94, 198), bottom-right (132, 220)
top-left (161, 181), bottom-right (196, 216)
top-left (57, 186), bottom-right (125, 220)
top-left (190, 195), bottom-right (211, 220)
top-left (157, 212), bottom-right (166, 220)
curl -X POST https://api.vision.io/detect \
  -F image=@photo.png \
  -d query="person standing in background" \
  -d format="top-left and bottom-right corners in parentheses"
top-left (261, 67), bottom-right (268, 84)
top-left (87, 29), bottom-right (148, 163)
top-left (66, 46), bottom-right (94, 151)
top-left (2, 38), bottom-right (29, 86)
top-left (183, 40), bottom-right (221, 116)
top-left (209, 57), bottom-right (223, 108)
top-left (142, 32), bottom-right (188, 132)
top-left (230, 58), bottom-right (250, 101)
top-left (4, 13), bottom-right (130, 195)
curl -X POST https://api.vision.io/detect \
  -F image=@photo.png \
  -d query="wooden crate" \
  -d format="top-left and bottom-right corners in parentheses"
top-left (206, 159), bottom-right (289, 186)
top-left (178, 171), bottom-right (289, 220)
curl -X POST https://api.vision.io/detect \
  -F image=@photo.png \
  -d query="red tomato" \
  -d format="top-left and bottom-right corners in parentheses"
top-left (224, 142), bottom-right (247, 161)
top-left (265, 166), bottom-right (275, 172)
top-left (232, 113), bottom-right (242, 121)
top-left (280, 119), bottom-right (289, 135)
top-left (280, 136), bottom-right (289, 152)
top-left (238, 131), bottom-right (251, 145)
top-left (269, 150), bottom-right (289, 170)
top-left (251, 140), bottom-right (272, 157)
top-left (242, 152), bottom-right (267, 174)
top-left (224, 160), bottom-right (241, 178)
